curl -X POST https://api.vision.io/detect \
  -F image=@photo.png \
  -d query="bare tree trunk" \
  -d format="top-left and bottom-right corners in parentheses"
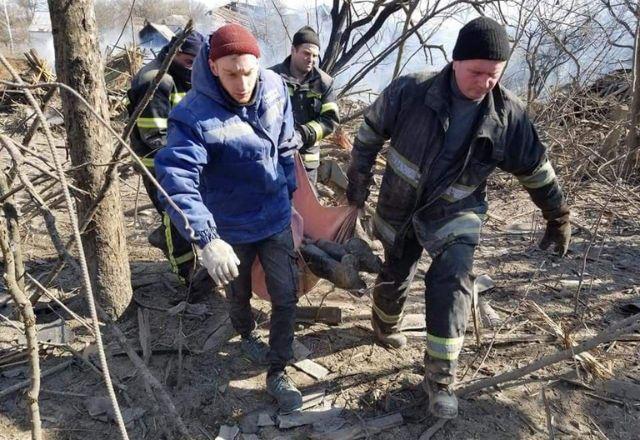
top-left (2, 0), bottom-right (14, 53)
top-left (0, 167), bottom-right (25, 292)
top-left (47, 0), bottom-right (132, 319)
top-left (625, 16), bottom-right (640, 175)
top-left (0, 218), bottom-right (41, 440)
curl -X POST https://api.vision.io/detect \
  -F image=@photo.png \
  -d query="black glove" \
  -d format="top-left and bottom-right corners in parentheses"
top-left (539, 212), bottom-right (571, 257)
top-left (346, 169), bottom-right (371, 208)
top-left (295, 123), bottom-right (314, 147)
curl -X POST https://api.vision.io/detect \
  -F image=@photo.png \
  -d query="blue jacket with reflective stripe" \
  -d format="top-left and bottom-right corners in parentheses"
top-left (154, 42), bottom-right (298, 247)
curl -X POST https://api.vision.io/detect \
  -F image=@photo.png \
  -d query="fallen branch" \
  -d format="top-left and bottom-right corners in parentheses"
top-left (0, 136), bottom-right (81, 275)
top-left (527, 300), bottom-right (611, 379)
top-left (108, 323), bottom-right (191, 438)
top-left (0, 359), bottom-right (73, 399)
top-left (418, 418), bottom-right (448, 440)
top-left (458, 313), bottom-right (640, 397)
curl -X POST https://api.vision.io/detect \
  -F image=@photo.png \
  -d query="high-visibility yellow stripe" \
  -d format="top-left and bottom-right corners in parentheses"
top-left (373, 213), bottom-right (397, 245)
top-left (517, 159), bottom-right (556, 189)
top-left (320, 102), bottom-right (339, 115)
top-left (306, 120), bottom-right (324, 141)
top-left (433, 212), bottom-right (484, 242)
top-left (140, 157), bottom-right (154, 168)
top-left (440, 183), bottom-right (477, 203)
top-left (302, 152), bottom-right (320, 163)
top-left (136, 117), bottom-right (167, 129)
top-left (387, 147), bottom-right (421, 188)
top-left (372, 302), bottom-right (402, 325)
top-left (170, 92), bottom-right (186, 106)
top-left (163, 213), bottom-right (180, 275)
top-left (174, 250), bottom-right (194, 265)
top-left (306, 90), bottom-right (322, 99)
top-left (426, 333), bottom-right (465, 361)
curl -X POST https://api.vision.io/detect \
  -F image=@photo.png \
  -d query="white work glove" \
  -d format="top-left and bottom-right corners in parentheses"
top-left (199, 238), bottom-right (240, 286)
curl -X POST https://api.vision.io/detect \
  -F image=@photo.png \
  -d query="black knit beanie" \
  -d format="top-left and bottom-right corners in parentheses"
top-left (292, 26), bottom-right (320, 47)
top-left (170, 31), bottom-right (205, 57)
top-left (452, 17), bottom-right (510, 61)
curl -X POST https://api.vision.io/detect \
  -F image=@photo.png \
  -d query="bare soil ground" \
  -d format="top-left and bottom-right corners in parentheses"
top-left (1, 119), bottom-right (640, 440)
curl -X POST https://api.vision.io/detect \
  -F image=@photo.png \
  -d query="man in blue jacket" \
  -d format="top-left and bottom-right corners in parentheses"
top-left (154, 24), bottom-right (302, 413)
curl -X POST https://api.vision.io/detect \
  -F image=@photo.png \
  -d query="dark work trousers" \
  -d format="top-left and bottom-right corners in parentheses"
top-left (372, 237), bottom-right (476, 385)
top-left (225, 226), bottom-right (299, 375)
top-left (142, 173), bottom-right (195, 281)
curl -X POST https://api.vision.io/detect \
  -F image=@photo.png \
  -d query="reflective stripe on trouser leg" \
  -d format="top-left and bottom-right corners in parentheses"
top-left (372, 237), bottom-right (423, 334)
top-left (424, 241), bottom-right (476, 385)
top-left (163, 212), bottom-right (195, 283)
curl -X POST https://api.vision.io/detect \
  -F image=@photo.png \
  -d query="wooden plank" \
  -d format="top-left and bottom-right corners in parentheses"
top-left (296, 306), bottom-right (342, 325)
top-left (293, 359), bottom-right (329, 380)
top-left (278, 407), bottom-right (342, 429)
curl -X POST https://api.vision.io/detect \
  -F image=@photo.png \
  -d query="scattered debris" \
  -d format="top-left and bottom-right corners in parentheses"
top-left (504, 222), bottom-right (536, 234)
top-left (278, 407), bottom-right (343, 429)
top-left (619, 300), bottom-right (640, 316)
top-left (301, 389), bottom-right (326, 410)
top-left (293, 358), bottom-right (330, 380)
top-left (599, 379), bottom-right (640, 401)
top-left (474, 274), bottom-right (495, 293)
top-left (312, 416), bottom-right (347, 435)
top-left (478, 299), bottom-right (503, 329)
top-left (257, 411), bottom-right (275, 427)
top-left (17, 318), bottom-right (73, 345)
top-left (215, 424), bottom-right (240, 440)
top-left (166, 301), bottom-right (209, 317)
top-left (203, 317), bottom-right (236, 352)
top-left (292, 339), bottom-right (312, 361)
top-left (310, 412), bottom-right (403, 440)
top-left (401, 314), bottom-right (426, 331)
top-left (296, 306), bottom-right (342, 325)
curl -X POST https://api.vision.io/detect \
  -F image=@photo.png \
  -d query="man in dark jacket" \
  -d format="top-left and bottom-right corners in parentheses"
top-left (346, 17), bottom-right (571, 419)
top-left (127, 31), bottom-right (205, 284)
top-left (154, 24), bottom-right (302, 413)
top-left (270, 26), bottom-right (339, 183)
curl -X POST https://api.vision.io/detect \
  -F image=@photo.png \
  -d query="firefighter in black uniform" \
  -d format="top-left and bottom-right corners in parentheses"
top-left (346, 18), bottom-right (571, 419)
top-left (127, 31), bottom-right (205, 284)
top-left (270, 26), bottom-right (340, 184)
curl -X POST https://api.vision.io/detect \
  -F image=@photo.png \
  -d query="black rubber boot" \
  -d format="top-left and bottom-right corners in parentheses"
top-left (422, 377), bottom-right (458, 419)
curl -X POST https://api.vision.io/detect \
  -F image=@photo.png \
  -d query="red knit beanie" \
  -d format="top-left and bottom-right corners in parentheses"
top-left (209, 24), bottom-right (261, 62)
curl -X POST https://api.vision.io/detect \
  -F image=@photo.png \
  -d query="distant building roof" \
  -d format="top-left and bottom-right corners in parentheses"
top-left (138, 22), bottom-right (175, 48)
top-left (207, 6), bottom-right (251, 28)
